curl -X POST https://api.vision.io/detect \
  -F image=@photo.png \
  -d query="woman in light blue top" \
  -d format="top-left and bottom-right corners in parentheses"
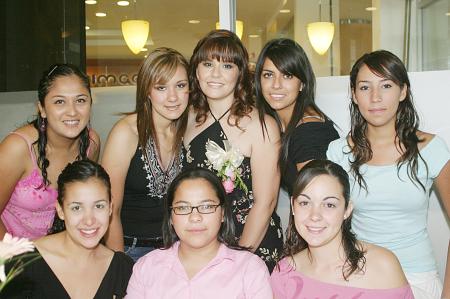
top-left (327, 50), bottom-right (450, 299)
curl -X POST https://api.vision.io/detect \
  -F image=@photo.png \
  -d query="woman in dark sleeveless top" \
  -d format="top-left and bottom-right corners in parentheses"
top-left (183, 30), bottom-right (283, 272)
top-left (101, 48), bottom-right (189, 261)
top-left (254, 38), bottom-right (339, 195)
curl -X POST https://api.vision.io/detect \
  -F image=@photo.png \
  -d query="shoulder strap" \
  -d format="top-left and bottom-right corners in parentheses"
top-left (210, 107), bottom-right (231, 122)
top-left (9, 132), bottom-right (38, 167)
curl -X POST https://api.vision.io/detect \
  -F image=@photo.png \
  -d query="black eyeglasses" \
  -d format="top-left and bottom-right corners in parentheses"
top-left (170, 204), bottom-right (221, 215)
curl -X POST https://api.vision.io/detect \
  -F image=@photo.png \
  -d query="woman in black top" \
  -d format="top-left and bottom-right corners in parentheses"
top-left (101, 48), bottom-right (189, 261)
top-left (255, 38), bottom-right (339, 195)
top-left (2, 161), bottom-right (133, 299)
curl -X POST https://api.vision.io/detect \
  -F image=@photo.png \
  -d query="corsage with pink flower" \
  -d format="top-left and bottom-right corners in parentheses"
top-left (205, 139), bottom-right (248, 194)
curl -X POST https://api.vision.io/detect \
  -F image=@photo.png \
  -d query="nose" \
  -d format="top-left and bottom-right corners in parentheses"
top-left (66, 100), bottom-right (77, 116)
top-left (83, 209), bottom-right (96, 226)
top-left (271, 74), bottom-right (282, 89)
top-left (309, 205), bottom-right (322, 222)
top-left (370, 88), bottom-right (382, 102)
top-left (211, 64), bottom-right (221, 78)
top-left (167, 86), bottom-right (178, 102)
top-left (188, 208), bottom-right (202, 222)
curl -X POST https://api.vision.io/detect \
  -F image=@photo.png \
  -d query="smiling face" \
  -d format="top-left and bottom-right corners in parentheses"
top-left (260, 58), bottom-right (302, 116)
top-left (38, 74), bottom-right (91, 139)
top-left (196, 58), bottom-right (239, 102)
top-left (171, 178), bottom-right (223, 251)
top-left (292, 174), bottom-right (352, 249)
top-left (352, 64), bottom-right (407, 129)
top-left (150, 66), bottom-right (189, 123)
top-left (56, 177), bottom-right (111, 249)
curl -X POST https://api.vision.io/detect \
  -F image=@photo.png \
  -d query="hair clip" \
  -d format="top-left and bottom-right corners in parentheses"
top-left (47, 65), bottom-right (59, 77)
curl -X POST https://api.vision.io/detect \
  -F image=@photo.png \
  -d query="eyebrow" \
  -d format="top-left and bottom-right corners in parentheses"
top-left (297, 194), bottom-right (340, 201)
top-left (172, 199), bottom-right (218, 205)
top-left (68, 199), bottom-right (108, 205)
top-left (357, 78), bottom-right (391, 84)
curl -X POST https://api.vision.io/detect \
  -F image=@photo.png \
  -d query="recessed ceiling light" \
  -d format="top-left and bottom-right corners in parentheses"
top-left (117, 1), bottom-right (129, 6)
top-left (249, 34), bottom-right (260, 38)
top-left (140, 48), bottom-right (148, 52)
top-left (85, 0), bottom-right (97, 4)
top-left (279, 9), bottom-right (290, 13)
top-left (85, 26), bottom-right (90, 30)
top-left (95, 12), bottom-right (107, 17)
top-left (365, 6), bottom-right (377, 11)
top-left (446, 12), bottom-right (450, 16)
top-left (188, 20), bottom-right (200, 24)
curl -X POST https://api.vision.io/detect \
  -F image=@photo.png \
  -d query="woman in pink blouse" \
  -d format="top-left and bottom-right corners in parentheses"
top-left (125, 168), bottom-right (272, 299)
top-left (270, 160), bottom-right (414, 299)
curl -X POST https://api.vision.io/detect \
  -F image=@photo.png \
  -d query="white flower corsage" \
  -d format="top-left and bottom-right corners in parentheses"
top-left (205, 139), bottom-right (248, 194)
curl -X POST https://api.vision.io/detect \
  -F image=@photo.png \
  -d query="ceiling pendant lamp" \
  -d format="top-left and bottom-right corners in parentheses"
top-left (216, 20), bottom-right (244, 39)
top-left (121, 0), bottom-right (149, 54)
top-left (122, 20), bottom-right (149, 54)
top-left (307, 1), bottom-right (334, 55)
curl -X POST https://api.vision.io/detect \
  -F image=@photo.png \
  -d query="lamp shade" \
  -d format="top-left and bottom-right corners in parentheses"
top-left (307, 22), bottom-right (334, 55)
top-left (121, 20), bottom-right (149, 54)
top-left (215, 20), bottom-right (244, 39)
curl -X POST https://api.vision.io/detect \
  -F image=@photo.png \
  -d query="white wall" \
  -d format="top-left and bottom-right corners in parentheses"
top-left (0, 70), bottom-right (449, 279)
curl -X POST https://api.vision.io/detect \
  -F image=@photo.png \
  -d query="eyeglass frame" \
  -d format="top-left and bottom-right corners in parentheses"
top-left (170, 204), bottom-right (222, 215)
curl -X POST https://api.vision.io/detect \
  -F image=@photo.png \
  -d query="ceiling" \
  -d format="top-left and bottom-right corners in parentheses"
top-left (85, 0), bottom-right (290, 60)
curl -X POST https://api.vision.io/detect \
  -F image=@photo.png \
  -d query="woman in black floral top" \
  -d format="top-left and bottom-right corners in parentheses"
top-left (183, 30), bottom-right (283, 272)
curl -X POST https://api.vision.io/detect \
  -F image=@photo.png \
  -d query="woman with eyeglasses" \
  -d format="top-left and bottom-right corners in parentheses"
top-left (125, 168), bottom-right (272, 299)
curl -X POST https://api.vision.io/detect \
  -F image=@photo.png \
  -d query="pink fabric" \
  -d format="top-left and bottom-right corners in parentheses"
top-left (1, 132), bottom-right (57, 240)
top-left (270, 258), bottom-right (415, 299)
top-left (125, 242), bottom-right (273, 299)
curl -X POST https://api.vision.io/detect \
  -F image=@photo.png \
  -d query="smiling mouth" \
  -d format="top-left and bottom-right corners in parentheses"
top-left (165, 105), bottom-right (181, 111)
top-left (270, 94), bottom-right (286, 100)
top-left (79, 228), bottom-right (99, 237)
top-left (306, 226), bottom-right (326, 234)
top-left (207, 82), bottom-right (223, 88)
top-left (63, 120), bottom-right (80, 126)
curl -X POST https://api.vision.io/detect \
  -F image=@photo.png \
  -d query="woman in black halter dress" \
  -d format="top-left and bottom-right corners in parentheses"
top-left (183, 30), bottom-right (283, 272)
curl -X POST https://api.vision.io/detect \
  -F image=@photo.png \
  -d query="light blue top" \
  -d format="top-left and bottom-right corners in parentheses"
top-left (327, 136), bottom-right (450, 273)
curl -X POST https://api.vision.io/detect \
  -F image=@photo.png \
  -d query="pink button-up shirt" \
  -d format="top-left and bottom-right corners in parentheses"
top-left (125, 242), bottom-right (273, 299)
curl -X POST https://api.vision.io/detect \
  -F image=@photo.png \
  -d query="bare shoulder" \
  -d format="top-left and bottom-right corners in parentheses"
top-left (362, 242), bottom-right (408, 288)
top-left (0, 125), bottom-right (36, 159)
top-left (243, 109), bottom-right (280, 141)
top-left (109, 114), bottom-right (138, 139)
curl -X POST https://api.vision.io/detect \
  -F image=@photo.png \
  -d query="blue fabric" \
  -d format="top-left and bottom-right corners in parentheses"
top-left (124, 245), bottom-right (154, 262)
top-left (327, 136), bottom-right (450, 273)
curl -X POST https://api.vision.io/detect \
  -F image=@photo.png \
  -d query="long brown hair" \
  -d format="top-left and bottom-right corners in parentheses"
top-left (134, 47), bottom-right (188, 156)
top-left (349, 50), bottom-right (425, 190)
top-left (188, 30), bottom-right (253, 128)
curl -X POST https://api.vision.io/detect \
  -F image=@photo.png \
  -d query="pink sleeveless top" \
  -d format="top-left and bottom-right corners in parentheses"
top-left (1, 132), bottom-right (58, 240)
top-left (271, 258), bottom-right (415, 299)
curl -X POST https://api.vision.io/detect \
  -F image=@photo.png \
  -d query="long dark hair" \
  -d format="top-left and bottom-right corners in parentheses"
top-left (57, 160), bottom-right (111, 206)
top-left (284, 160), bottom-right (365, 280)
top-left (254, 38), bottom-right (330, 174)
top-left (33, 63), bottom-right (92, 187)
top-left (134, 47), bottom-right (188, 158)
top-left (349, 50), bottom-right (425, 190)
top-left (162, 167), bottom-right (244, 250)
top-left (189, 30), bottom-right (253, 128)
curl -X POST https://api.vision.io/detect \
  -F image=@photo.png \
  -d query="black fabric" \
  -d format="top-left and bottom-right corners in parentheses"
top-left (1, 251), bottom-right (134, 299)
top-left (121, 146), bottom-right (164, 238)
top-left (183, 120), bottom-right (283, 273)
top-left (283, 120), bottom-right (340, 195)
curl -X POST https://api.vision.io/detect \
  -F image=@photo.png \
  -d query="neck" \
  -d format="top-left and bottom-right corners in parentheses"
top-left (60, 231), bottom-right (100, 260)
top-left (305, 234), bottom-right (346, 270)
top-left (207, 96), bottom-right (234, 119)
top-left (276, 106), bottom-right (294, 132)
top-left (152, 113), bottom-right (175, 137)
top-left (45, 129), bottom-right (80, 152)
top-left (366, 123), bottom-right (397, 145)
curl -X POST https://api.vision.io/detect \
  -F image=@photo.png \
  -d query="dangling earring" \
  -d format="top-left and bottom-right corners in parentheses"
top-left (40, 117), bottom-right (47, 132)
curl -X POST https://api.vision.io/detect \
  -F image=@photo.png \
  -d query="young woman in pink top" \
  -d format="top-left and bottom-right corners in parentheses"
top-left (270, 160), bottom-right (414, 299)
top-left (126, 168), bottom-right (272, 299)
top-left (0, 64), bottom-right (100, 240)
